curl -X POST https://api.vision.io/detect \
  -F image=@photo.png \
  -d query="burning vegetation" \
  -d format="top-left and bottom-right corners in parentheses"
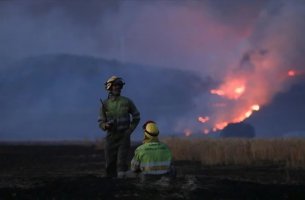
top-left (184, 58), bottom-right (303, 138)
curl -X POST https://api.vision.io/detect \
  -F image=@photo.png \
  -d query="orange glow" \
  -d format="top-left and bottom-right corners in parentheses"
top-left (210, 79), bottom-right (246, 100)
top-left (245, 110), bottom-right (252, 118)
top-left (215, 122), bottom-right (228, 130)
top-left (232, 106), bottom-right (259, 123)
top-left (211, 104), bottom-right (261, 131)
top-left (198, 116), bottom-right (210, 123)
top-left (251, 104), bottom-right (260, 111)
top-left (288, 70), bottom-right (296, 77)
top-left (234, 86), bottom-right (245, 94)
top-left (184, 129), bottom-right (192, 137)
top-left (232, 115), bottom-right (246, 123)
top-left (287, 69), bottom-right (305, 77)
top-left (196, 49), bottom-right (304, 133)
top-left (210, 89), bottom-right (225, 96)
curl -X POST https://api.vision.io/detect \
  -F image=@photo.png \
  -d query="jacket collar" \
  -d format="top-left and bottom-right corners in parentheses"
top-left (143, 137), bottom-right (159, 144)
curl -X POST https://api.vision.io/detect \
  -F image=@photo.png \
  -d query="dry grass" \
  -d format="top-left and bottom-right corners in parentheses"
top-left (163, 137), bottom-right (305, 168)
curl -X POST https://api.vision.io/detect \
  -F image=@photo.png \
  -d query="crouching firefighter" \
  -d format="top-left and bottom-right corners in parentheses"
top-left (130, 121), bottom-right (176, 180)
top-left (98, 76), bottom-right (140, 178)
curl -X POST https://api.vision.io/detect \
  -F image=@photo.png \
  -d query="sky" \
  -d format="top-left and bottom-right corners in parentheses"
top-left (1, 0), bottom-right (305, 140)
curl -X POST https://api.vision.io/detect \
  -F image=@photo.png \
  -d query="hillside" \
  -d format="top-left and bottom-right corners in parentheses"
top-left (0, 54), bottom-right (209, 140)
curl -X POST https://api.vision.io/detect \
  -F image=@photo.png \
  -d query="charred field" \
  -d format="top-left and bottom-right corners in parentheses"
top-left (0, 143), bottom-right (305, 200)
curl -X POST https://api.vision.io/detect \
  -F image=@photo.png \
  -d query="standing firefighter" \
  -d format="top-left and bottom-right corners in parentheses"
top-left (131, 121), bottom-right (175, 180)
top-left (98, 76), bottom-right (140, 178)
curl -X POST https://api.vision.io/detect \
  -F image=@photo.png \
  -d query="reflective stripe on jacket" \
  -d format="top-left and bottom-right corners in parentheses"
top-left (131, 142), bottom-right (172, 175)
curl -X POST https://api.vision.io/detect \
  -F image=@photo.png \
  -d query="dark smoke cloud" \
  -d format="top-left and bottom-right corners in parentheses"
top-left (0, 0), bottom-right (267, 73)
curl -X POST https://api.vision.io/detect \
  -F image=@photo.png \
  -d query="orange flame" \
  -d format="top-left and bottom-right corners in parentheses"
top-left (198, 116), bottom-right (210, 123)
top-left (193, 52), bottom-right (303, 135)
top-left (288, 70), bottom-right (296, 77)
top-left (234, 86), bottom-right (245, 94)
top-left (245, 110), bottom-right (253, 118)
top-left (210, 89), bottom-right (225, 96)
top-left (210, 79), bottom-right (246, 100)
top-left (287, 69), bottom-right (305, 77)
top-left (208, 104), bottom-right (260, 133)
top-left (251, 104), bottom-right (260, 111)
top-left (207, 70), bottom-right (264, 132)
top-left (214, 122), bottom-right (228, 130)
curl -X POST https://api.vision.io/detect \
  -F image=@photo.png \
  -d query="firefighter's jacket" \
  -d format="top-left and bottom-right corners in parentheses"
top-left (99, 95), bottom-right (140, 134)
top-left (131, 140), bottom-right (172, 175)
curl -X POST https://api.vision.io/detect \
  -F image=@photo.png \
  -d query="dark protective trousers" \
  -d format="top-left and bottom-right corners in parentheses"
top-left (104, 131), bottom-right (130, 177)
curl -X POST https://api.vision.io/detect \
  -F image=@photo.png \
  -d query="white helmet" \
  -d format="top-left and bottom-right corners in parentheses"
top-left (104, 76), bottom-right (125, 90)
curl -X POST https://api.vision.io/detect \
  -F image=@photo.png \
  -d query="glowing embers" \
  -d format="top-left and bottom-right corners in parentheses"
top-left (287, 69), bottom-right (305, 77)
top-left (251, 104), bottom-right (260, 111)
top-left (234, 86), bottom-right (245, 95)
top-left (214, 122), bottom-right (228, 131)
top-left (210, 79), bottom-right (246, 100)
top-left (189, 73), bottom-right (265, 136)
top-left (211, 104), bottom-right (260, 132)
top-left (210, 89), bottom-right (225, 96)
top-left (197, 116), bottom-right (210, 123)
top-left (288, 70), bottom-right (296, 77)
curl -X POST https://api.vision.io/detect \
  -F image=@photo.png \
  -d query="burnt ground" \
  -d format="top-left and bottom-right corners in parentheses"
top-left (0, 144), bottom-right (305, 200)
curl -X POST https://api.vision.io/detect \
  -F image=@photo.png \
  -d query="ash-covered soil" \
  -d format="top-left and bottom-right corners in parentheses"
top-left (0, 144), bottom-right (305, 200)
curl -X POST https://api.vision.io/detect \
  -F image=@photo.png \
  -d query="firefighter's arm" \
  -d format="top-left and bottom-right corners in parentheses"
top-left (131, 151), bottom-right (141, 172)
top-left (98, 104), bottom-right (108, 131)
top-left (127, 100), bottom-right (140, 134)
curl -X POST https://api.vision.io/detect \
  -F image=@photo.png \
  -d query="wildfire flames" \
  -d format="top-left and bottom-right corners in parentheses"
top-left (288, 70), bottom-right (296, 77)
top-left (210, 79), bottom-right (246, 100)
top-left (287, 69), bottom-right (304, 77)
top-left (207, 79), bottom-right (261, 132)
top-left (197, 116), bottom-right (210, 123)
top-left (184, 67), bottom-right (299, 137)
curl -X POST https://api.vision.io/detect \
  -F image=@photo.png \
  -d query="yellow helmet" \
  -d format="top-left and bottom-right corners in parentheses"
top-left (142, 121), bottom-right (159, 138)
top-left (104, 76), bottom-right (125, 90)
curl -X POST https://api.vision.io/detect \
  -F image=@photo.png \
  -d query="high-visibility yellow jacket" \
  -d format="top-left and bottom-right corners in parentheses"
top-left (131, 141), bottom-right (172, 175)
top-left (99, 95), bottom-right (140, 133)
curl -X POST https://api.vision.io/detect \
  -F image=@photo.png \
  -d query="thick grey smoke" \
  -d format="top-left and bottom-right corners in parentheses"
top-left (0, 0), bottom-right (266, 73)
top-left (1, 0), bottom-right (305, 140)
